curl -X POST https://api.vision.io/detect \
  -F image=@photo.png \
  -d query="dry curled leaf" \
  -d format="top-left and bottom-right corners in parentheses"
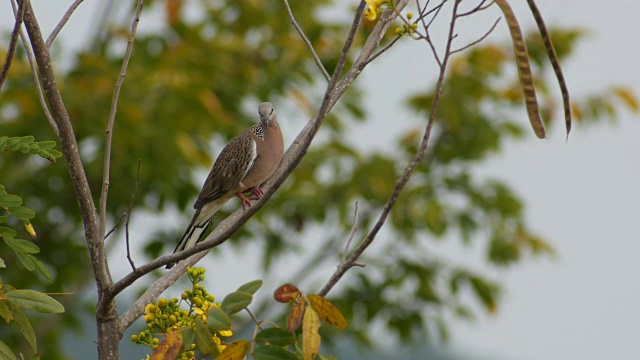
top-left (274, 284), bottom-right (300, 303)
top-left (287, 299), bottom-right (305, 333)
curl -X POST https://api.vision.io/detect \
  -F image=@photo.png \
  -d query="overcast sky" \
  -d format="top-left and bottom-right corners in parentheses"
top-left (1, 1), bottom-right (639, 359)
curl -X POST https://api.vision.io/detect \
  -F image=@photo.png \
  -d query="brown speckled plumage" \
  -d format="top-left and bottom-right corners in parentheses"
top-left (167, 102), bottom-right (284, 268)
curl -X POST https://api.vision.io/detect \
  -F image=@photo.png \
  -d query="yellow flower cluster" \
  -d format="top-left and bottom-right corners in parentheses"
top-left (131, 267), bottom-right (233, 358)
top-left (365, 0), bottom-right (391, 21)
top-left (396, 22), bottom-right (418, 36)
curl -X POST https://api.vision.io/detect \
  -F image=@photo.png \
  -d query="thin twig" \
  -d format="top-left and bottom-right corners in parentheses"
top-left (450, 17), bottom-right (500, 54)
top-left (318, 0), bottom-right (463, 298)
top-left (283, 0), bottom-right (330, 82)
top-left (45, 0), bottom-right (84, 49)
top-left (364, 35), bottom-right (402, 66)
top-left (247, 314), bottom-right (278, 357)
top-left (340, 201), bottom-right (359, 264)
top-left (330, 0), bottom-right (367, 88)
top-left (457, 0), bottom-right (492, 17)
top-left (418, 0), bottom-right (449, 66)
top-left (104, 212), bottom-right (126, 240)
top-left (9, 0), bottom-right (59, 136)
top-left (125, 160), bottom-right (142, 271)
top-left (245, 308), bottom-right (264, 329)
top-left (98, 0), bottom-right (144, 247)
top-left (0, 0), bottom-right (26, 92)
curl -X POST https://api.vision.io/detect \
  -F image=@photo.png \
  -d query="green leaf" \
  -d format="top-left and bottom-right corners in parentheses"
top-left (425, 201), bottom-right (448, 236)
top-left (0, 340), bottom-right (18, 360)
top-left (195, 317), bottom-right (219, 356)
top-left (8, 206), bottom-right (36, 220)
top-left (255, 327), bottom-right (295, 347)
top-left (35, 260), bottom-right (53, 282)
top-left (0, 257), bottom-right (5, 268)
top-left (0, 300), bottom-right (12, 323)
top-left (207, 306), bottom-right (232, 331)
top-left (253, 345), bottom-right (299, 360)
top-left (4, 289), bottom-right (65, 313)
top-left (5, 301), bottom-right (37, 352)
top-left (7, 138), bottom-right (20, 150)
top-left (37, 141), bottom-right (57, 150)
top-left (220, 291), bottom-right (252, 315)
top-left (179, 328), bottom-right (195, 354)
top-left (15, 251), bottom-right (36, 271)
top-left (0, 194), bottom-right (22, 208)
top-left (236, 279), bottom-right (263, 295)
top-left (469, 276), bottom-right (498, 314)
top-left (0, 226), bottom-right (17, 238)
top-left (48, 149), bottom-right (62, 158)
top-left (0, 216), bottom-right (7, 224)
top-left (20, 143), bottom-right (31, 153)
top-left (3, 236), bottom-right (39, 255)
top-left (17, 239), bottom-right (40, 255)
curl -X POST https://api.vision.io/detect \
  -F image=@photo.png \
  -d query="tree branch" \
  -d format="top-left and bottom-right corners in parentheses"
top-left (318, 0), bottom-right (462, 298)
top-left (20, 1), bottom-right (122, 357)
top-left (0, 0), bottom-right (25, 92)
top-left (45, 0), bottom-right (84, 49)
top-left (116, 0), bottom-right (410, 332)
top-left (283, 0), bottom-right (330, 82)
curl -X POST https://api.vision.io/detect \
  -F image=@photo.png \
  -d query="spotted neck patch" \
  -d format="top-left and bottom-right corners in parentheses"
top-left (251, 122), bottom-right (265, 140)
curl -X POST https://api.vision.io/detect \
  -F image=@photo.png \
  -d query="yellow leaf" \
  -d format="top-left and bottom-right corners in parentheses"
top-left (302, 307), bottom-right (321, 360)
top-left (150, 332), bottom-right (182, 360)
top-left (24, 222), bottom-right (36, 238)
top-left (217, 339), bottom-right (250, 360)
top-left (613, 86), bottom-right (640, 112)
top-left (307, 294), bottom-right (347, 330)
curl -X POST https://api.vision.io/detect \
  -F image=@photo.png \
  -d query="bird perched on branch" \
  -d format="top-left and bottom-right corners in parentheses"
top-left (166, 102), bottom-right (284, 269)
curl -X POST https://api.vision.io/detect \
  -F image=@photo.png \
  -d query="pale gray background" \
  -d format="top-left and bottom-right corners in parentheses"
top-left (1, 1), bottom-right (639, 359)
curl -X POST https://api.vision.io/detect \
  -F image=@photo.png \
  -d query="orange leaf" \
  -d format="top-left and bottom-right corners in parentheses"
top-left (274, 284), bottom-right (300, 303)
top-left (287, 299), bottom-right (305, 333)
top-left (302, 307), bottom-right (321, 360)
top-left (150, 332), bottom-right (182, 360)
top-left (307, 294), bottom-right (347, 330)
top-left (217, 339), bottom-right (250, 360)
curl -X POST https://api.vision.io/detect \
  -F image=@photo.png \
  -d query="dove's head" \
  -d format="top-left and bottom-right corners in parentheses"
top-left (258, 102), bottom-right (276, 125)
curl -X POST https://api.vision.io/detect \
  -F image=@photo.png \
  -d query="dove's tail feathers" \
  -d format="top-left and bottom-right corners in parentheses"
top-left (166, 202), bottom-right (220, 269)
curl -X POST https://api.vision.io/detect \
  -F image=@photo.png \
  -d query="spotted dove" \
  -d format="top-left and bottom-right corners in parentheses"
top-left (166, 102), bottom-right (284, 268)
